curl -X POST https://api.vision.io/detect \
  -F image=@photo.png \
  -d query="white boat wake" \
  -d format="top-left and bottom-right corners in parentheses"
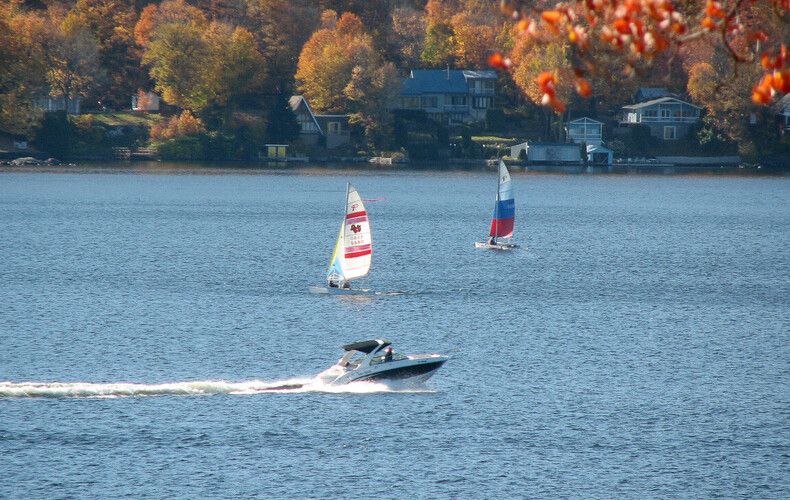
top-left (0, 378), bottom-right (435, 399)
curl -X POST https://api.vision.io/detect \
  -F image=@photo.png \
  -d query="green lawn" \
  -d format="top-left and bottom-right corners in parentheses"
top-left (91, 112), bottom-right (165, 128)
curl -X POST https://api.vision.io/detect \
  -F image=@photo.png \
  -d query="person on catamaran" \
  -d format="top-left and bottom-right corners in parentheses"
top-left (341, 281), bottom-right (350, 289)
top-left (384, 347), bottom-right (393, 362)
top-left (329, 280), bottom-right (338, 288)
top-left (488, 236), bottom-right (496, 245)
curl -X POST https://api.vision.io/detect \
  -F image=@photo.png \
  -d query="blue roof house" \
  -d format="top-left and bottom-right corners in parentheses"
top-left (392, 69), bottom-right (497, 126)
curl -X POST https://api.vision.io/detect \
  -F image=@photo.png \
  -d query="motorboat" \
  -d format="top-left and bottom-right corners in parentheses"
top-left (317, 339), bottom-right (448, 386)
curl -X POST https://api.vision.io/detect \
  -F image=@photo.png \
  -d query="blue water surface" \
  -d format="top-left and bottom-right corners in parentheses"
top-left (1, 164), bottom-right (789, 498)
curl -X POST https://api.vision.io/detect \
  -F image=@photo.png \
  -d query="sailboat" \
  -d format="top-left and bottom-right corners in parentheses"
top-left (308, 182), bottom-right (373, 294)
top-left (475, 159), bottom-right (520, 250)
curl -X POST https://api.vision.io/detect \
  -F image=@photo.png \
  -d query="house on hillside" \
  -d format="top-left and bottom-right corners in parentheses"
top-left (620, 96), bottom-right (700, 140)
top-left (566, 117), bottom-right (604, 146)
top-left (391, 69), bottom-right (497, 126)
top-left (289, 95), bottom-right (350, 149)
top-left (34, 96), bottom-right (81, 115)
top-left (131, 92), bottom-right (160, 112)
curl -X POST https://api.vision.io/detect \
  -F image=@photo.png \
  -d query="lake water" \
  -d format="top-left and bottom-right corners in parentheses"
top-left (1, 163), bottom-right (789, 498)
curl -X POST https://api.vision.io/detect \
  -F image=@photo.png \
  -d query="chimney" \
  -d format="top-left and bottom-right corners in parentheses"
top-left (446, 64), bottom-right (450, 80)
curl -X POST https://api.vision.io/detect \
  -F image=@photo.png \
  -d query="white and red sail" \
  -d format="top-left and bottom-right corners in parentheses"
top-left (327, 183), bottom-right (372, 284)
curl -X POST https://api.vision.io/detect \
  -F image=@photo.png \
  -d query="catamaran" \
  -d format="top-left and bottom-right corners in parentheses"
top-left (309, 182), bottom-right (373, 294)
top-left (476, 159), bottom-right (519, 250)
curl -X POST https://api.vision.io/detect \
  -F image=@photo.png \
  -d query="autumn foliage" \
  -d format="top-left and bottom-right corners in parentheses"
top-left (494, 0), bottom-right (790, 112)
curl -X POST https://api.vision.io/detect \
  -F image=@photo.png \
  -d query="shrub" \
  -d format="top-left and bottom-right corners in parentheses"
top-left (150, 111), bottom-right (205, 141)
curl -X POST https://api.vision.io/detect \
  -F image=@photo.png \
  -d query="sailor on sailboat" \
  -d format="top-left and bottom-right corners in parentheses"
top-left (476, 159), bottom-right (520, 250)
top-left (309, 182), bottom-right (373, 294)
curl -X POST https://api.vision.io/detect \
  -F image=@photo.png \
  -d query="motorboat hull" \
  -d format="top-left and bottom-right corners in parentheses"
top-left (325, 356), bottom-right (448, 386)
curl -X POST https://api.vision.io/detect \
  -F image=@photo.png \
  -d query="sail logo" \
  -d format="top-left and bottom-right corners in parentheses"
top-left (350, 224), bottom-right (362, 233)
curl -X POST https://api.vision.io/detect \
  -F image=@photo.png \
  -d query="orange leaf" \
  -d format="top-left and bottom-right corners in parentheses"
top-left (575, 77), bottom-right (592, 97)
top-left (541, 11), bottom-right (563, 24)
top-left (548, 95), bottom-right (566, 113)
top-left (614, 19), bottom-right (631, 35)
top-left (774, 71), bottom-right (790, 93)
top-left (751, 86), bottom-right (772, 104)
top-left (701, 17), bottom-right (717, 30)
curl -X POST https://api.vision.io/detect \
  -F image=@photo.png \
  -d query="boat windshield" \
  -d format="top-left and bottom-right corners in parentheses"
top-left (371, 351), bottom-right (406, 364)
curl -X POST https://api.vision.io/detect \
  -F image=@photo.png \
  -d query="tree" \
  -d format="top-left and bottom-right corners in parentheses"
top-left (202, 23), bottom-right (267, 110)
top-left (66, 0), bottom-right (148, 107)
top-left (421, 1), bottom-right (456, 68)
top-left (24, 7), bottom-right (104, 110)
top-left (0, 6), bottom-right (42, 136)
top-left (295, 11), bottom-right (377, 114)
top-left (511, 36), bottom-right (572, 138)
top-left (143, 22), bottom-right (213, 111)
top-left (134, 0), bottom-right (208, 49)
top-left (493, 0), bottom-right (790, 112)
top-left (344, 62), bottom-right (401, 149)
top-left (390, 6), bottom-right (427, 70)
top-left (450, 12), bottom-right (498, 69)
top-left (244, 0), bottom-right (321, 92)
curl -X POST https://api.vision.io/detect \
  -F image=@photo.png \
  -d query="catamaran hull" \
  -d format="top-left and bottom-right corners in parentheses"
top-left (475, 242), bottom-right (520, 250)
top-left (308, 286), bottom-right (373, 295)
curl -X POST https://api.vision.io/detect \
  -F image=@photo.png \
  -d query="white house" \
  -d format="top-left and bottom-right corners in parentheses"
top-left (566, 117), bottom-right (604, 146)
top-left (132, 92), bottom-right (160, 112)
top-left (620, 96), bottom-right (701, 140)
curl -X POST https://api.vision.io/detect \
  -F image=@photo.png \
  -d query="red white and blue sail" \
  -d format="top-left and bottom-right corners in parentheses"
top-left (489, 160), bottom-right (515, 238)
top-left (327, 183), bottom-right (372, 283)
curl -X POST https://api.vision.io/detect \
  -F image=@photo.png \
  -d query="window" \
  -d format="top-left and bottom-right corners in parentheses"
top-left (663, 126), bottom-right (676, 140)
top-left (473, 96), bottom-right (492, 109)
top-left (643, 109), bottom-right (657, 118)
top-left (421, 96), bottom-right (438, 108)
top-left (299, 118), bottom-right (318, 132)
top-left (660, 105), bottom-right (672, 119)
top-left (327, 122), bottom-right (341, 135)
top-left (451, 96), bottom-right (466, 106)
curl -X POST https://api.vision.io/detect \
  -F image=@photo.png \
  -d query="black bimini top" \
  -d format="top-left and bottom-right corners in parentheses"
top-left (341, 339), bottom-right (392, 354)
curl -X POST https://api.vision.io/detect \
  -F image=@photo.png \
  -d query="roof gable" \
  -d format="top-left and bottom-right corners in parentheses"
top-left (289, 95), bottom-right (323, 135)
top-left (568, 117), bottom-right (603, 125)
top-left (622, 96), bottom-right (700, 110)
